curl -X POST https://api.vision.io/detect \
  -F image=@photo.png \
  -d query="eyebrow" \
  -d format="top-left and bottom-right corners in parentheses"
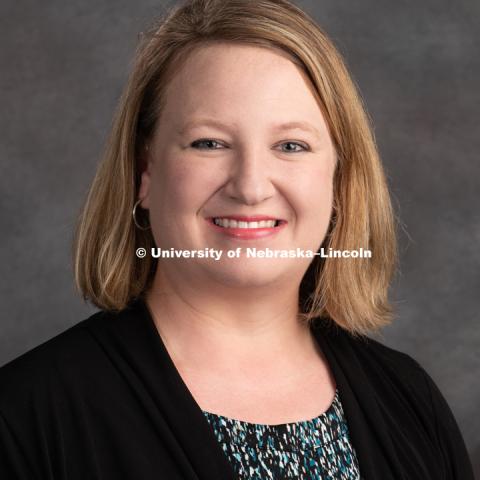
top-left (178, 118), bottom-right (322, 138)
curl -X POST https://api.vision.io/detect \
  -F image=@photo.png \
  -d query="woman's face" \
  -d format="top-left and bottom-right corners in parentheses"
top-left (139, 42), bottom-right (337, 289)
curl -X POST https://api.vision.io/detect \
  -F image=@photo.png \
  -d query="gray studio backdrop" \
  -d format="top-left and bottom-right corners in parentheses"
top-left (1, 0), bottom-right (479, 472)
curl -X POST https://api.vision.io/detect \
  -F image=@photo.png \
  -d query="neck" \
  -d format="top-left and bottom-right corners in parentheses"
top-left (144, 266), bottom-right (315, 375)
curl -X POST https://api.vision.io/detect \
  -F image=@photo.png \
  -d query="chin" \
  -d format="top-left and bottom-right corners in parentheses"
top-left (202, 261), bottom-right (295, 288)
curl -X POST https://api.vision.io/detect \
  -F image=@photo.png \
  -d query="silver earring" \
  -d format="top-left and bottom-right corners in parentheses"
top-left (132, 198), bottom-right (151, 230)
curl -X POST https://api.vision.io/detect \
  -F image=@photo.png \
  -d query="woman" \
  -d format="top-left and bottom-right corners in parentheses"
top-left (0, 0), bottom-right (474, 479)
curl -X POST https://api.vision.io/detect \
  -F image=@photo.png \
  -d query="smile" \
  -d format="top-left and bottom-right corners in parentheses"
top-left (213, 218), bottom-right (280, 228)
top-left (207, 216), bottom-right (287, 240)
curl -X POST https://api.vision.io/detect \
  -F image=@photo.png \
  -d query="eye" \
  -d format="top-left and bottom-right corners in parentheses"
top-left (190, 139), bottom-right (309, 153)
top-left (190, 139), bottom-right (224, 150)
top-left (278, 141), bottom-right (309, 153)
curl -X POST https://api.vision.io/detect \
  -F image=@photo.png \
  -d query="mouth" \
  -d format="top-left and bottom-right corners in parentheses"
top-left (208, 216), bottom-right (287, 229)
top-left (206, 215), bottom-right (287, 240)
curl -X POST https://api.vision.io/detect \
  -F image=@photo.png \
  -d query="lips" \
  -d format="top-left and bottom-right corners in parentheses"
top-left (206, 215), bottom-right (287, 239)
top-left (211, 215), bottom-right (285, 222)
top-left (209, 215), bottom-right (286, 224)
top-left (210, 216), bottom-right (287, 228)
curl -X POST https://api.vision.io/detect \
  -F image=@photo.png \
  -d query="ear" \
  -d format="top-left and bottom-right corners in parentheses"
top-left (137, 148), bottom-right (152, 209)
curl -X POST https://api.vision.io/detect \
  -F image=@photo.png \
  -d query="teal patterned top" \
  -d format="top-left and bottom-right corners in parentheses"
top-left (202, 388), bottom-right (361, 479)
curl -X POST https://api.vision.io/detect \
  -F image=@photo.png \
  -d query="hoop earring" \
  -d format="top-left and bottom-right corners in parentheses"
top-left (132, 198), bottom-right (151, 231)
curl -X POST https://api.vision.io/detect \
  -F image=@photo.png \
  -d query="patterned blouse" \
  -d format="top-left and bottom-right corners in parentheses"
top-left (202, 388), bottom-right (361, 479)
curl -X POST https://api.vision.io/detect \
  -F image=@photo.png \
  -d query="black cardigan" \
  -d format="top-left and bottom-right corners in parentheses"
top-left (0, 298), bottom-right (474, 479)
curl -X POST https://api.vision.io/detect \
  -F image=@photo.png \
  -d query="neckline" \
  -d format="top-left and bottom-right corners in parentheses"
top-left (201, 387), bottom-right (341, 428)
top-left (201, 387), bottom-right (348, 452)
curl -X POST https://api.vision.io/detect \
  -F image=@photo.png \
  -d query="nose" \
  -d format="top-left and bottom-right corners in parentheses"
top-left (223, 147), bottom-right (275, 205)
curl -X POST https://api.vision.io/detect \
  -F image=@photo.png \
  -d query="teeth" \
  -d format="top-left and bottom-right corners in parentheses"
top-left (213, 218), bottom-right (278, 228)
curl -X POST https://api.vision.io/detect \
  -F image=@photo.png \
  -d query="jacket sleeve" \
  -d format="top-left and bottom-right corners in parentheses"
top-left (419, 367), bottom-right (475, 480)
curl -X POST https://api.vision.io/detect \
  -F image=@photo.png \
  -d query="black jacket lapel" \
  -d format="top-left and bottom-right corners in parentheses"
top-left (87, 298), bottom-right (238, 479)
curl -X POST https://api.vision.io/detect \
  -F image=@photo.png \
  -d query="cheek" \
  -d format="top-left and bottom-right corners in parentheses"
top-left (295, 161), bottom-right (334, 207)
top-left (290, 162), bottom-right (335, 234)
top-left (150, 160), bottom-right (220, 217)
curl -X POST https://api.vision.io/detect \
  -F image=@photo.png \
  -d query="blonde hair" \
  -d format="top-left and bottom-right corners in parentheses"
top-left (72, 0), bottom-right (397, 337)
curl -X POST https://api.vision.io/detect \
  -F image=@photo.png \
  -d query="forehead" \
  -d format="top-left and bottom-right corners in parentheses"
top-left (159, 41), bottom-right (325, 124)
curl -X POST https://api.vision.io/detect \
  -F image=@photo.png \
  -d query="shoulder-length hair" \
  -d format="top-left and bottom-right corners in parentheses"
top-left (72, 0), bottom-right (397, 337)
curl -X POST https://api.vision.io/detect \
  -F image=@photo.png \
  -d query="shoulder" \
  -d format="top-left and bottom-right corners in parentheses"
top-left (0, 299), bottom-right (152, 419)
top-left (318, 323), bottom-right (475, 475)
top-left (0, 309), bottom-right (109, 413)
top-left (313, 320), bottom-right (449, 423)
top-left (317, 320), bottom-right (430, 393)
top-left (351, 332), bottom-right (427, 379)
top-left (344, 331), bottom-right (474, 477)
